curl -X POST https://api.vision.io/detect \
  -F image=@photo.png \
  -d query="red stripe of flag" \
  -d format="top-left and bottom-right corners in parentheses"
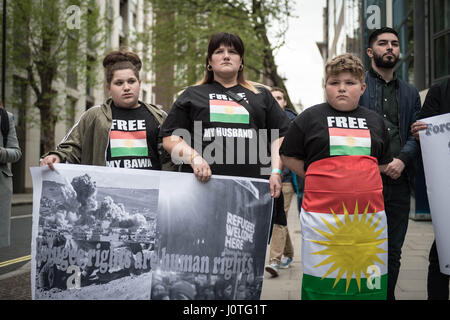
top-left (329, 127), bottom-right (371, 138)
top-left (210, 99), bottom-right (242, 107)
top-left (110, 130), bottom-right (147, 140)
top-left (302, 155), bottom-right (384, 214)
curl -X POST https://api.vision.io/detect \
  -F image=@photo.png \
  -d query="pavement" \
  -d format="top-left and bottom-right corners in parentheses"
top-left (11, 193), bottom-right (33, 206)
top-left (1, 193), bottom-right (447, 300)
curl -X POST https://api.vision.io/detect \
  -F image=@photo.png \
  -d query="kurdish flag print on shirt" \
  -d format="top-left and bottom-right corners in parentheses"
top-left (109, 130), bottom-right (148, 158)
top-left (329, 127), bottom-right (371, 156)
top-left (209, 99), bottom-right (250, 124)
top-left (301, 155), bottom-right (387, 300)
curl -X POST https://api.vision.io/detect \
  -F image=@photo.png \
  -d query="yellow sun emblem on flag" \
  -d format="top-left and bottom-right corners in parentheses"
top-left (345, 136), bottom-right (356, 147)
top-left (124, 139), bottom-right (134, 148)
top-left (310, 202), bottom-right (387, 292)
top-left (225, 106), bottom-right (236, 114)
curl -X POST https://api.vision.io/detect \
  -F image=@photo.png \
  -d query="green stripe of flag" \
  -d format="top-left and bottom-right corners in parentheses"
top-left (111, 147), bottom-right (148, 158)
top-left (301, 273), bottom-right (387, 300)
top-left (330, 145), bottom-right (371, 156)
top-left (210, 113), bottom-right (249, 124)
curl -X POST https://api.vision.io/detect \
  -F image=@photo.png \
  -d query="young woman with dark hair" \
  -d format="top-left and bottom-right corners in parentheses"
top-left (40, 49), bottom-right (167, 171)
top-left (161, 32), bottom-right (289, 199)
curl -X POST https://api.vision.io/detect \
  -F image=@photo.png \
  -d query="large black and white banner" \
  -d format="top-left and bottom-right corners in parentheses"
top-left (30, 164), bottom-right (273, 300)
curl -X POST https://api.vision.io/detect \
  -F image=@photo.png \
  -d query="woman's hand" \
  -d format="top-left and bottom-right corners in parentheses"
top-left (190, 154), bottom-right (212, 183)
top-left (269, 172), bottom-right (282, 198)
top-left (411, 121), bottom-right (427, 141)
top-left (40, 154), bottom-right (61, 170)
top-left (163, 136), bottom-right (212, 183)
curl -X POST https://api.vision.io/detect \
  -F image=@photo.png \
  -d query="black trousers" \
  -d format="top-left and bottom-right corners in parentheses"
top-left (268, 192), bottom-right (286, 243)
top-left (427, 240), bottom-right (450, 300)
top-left (382, 175), bottom-right (411, 300)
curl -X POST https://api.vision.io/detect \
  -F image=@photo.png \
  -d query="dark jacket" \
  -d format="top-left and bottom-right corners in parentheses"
top-left (282, 108), bottom-right (297, 183)
top-left (418, 79), bottom-right (450, 119)
top-left (359, 70), bottom-right (420, 186)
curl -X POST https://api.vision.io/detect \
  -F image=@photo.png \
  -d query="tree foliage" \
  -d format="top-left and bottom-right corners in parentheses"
top-left (7, 0), bottom-right (104, 153)
top-left (148, 0), bottom-right (295, 108)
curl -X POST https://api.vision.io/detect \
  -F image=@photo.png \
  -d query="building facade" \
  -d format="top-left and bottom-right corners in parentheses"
top-left (320, 0), bottom-right (450, 94)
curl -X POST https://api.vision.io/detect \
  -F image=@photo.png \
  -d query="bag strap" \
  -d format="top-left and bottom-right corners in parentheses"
top-left (225, 90), bottom-right (264, 129)
top-left (0, 108), bottom-right (9, 147)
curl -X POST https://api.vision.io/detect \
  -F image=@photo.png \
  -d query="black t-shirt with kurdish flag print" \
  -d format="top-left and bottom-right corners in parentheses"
top-left (280, 102), bottom-right (392, 171)
top-left (106, 103), bottom-right (161, 170)
top-left (160, 81), bottom-right (290, 178)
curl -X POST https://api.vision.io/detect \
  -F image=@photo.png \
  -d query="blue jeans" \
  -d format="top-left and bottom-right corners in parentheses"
top-left (382, 174), bottom-right (411, 300)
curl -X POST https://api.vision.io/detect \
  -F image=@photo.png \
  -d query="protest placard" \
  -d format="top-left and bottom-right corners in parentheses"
top-left (30, 164), bottom-right (273, 299)
top-left (419, 113), bottom-right (450, 275)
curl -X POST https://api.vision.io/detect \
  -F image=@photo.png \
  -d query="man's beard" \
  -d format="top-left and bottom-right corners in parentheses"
top-left (373, 51), bottom-right (399, 69)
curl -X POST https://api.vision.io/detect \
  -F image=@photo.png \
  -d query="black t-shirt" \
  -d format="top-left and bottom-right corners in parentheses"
top-left (160, 81), bottom-right (290, 178)
top-left (106, 103), bottom-right (161, 170)
top-left (280, 102), bottom-right (392, 171)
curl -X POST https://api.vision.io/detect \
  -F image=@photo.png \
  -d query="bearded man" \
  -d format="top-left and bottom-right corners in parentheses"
top-left (359, 27), bottom-right (421, 300)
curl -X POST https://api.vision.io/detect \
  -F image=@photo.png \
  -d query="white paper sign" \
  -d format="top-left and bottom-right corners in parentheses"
top-left (419, 112), bottom-right (450, 275)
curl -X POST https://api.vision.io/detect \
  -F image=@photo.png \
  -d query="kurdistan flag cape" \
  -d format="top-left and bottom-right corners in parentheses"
top-left (301, 155), bottom-right (387, 300)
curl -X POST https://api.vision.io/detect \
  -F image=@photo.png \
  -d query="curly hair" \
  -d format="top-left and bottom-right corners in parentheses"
top-left (325, 53), bottom-right (366, 84)
top-left (103, 49), bottom-right (142, 85)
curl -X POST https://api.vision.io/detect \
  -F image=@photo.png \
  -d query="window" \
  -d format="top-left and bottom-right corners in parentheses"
top-left (87, 7), bottom-right (95, 53)
top-left (66, 96), bottom-right (77, 131)
top-left (86, 55), bottom-right (95, 98)
top-left (67, 33), bottom-right (79, 89)
top-left (105, 1), bottom-right (114, 50)
top-left (433, 0), bottom-right (450, 32)
top-left (142, 90), bottom-right (147, 103)
top-left (393, 0), bottom-right (414, 83)
top-left (344, 0), bottom-right (362, 55)
top-left (12, 76), bottom-right (27, 131)
top-left (12, 76), bottom-right (27, 193)
top-left (120, 0), bottom-right (128, 37)
top-left (431, 0), bottom-right (450, 81)
top-left (434, 34), bottom-right (450, 79)
top-left (362, 0), bottom-right (388, 69)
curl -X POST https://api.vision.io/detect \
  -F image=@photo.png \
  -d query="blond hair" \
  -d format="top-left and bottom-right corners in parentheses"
top-left (325, 53), bottom-right (365, 84)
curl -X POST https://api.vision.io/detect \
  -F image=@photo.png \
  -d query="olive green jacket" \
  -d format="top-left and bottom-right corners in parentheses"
top-left (44, 99), bottom-right (168, 166)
